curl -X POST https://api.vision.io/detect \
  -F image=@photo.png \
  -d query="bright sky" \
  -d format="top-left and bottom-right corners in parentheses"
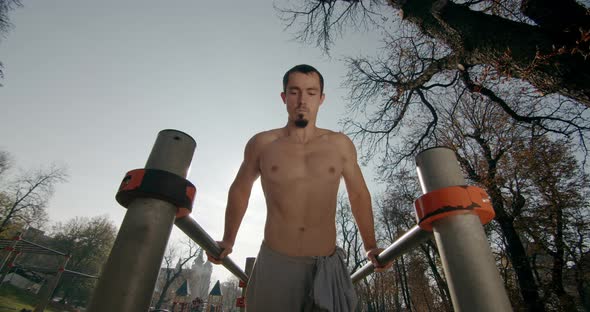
top-left (0, 0), bottom-right (388, 288)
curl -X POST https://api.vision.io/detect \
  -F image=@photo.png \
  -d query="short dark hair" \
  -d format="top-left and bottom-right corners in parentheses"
top-left (283, 64), bottom-right (324, 93)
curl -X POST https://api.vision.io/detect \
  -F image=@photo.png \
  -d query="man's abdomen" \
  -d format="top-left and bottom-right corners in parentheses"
top-left (261, 174), bottom-right (340, 257)
top-left (264, 219), bottom-right (337, 257)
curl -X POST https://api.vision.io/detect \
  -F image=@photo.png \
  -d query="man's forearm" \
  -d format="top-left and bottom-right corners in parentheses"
top-left (350, 193), bottom-right (377, 250)
top-left (222, 185), bottom-right (251, 245)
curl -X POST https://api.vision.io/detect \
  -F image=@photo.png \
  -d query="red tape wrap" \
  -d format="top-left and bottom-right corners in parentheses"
top-left (414, 186), bottom-right (495, 231)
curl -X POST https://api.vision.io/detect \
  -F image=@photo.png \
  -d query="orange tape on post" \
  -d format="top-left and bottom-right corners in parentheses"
top-left (236, 297), bottom-right (246, 308)
top-left (414, 186), bottom-right (495, 231)
top-left (116, 168), bottom-right (196, 219)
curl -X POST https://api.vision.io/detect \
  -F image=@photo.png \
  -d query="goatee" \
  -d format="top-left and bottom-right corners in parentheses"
top-left (295, 114), bottom-right (308, 128)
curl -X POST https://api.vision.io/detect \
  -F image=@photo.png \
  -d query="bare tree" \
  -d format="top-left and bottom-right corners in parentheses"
top-left (278, 1), bottom-right (590, 171)
top-left (277, 0), bottom-right (383, 54)
top-left (0, 164), bottom-right (68, 234)
top-left (342, 32), bottom-right (589, 167)
top-left (279, 2), bottom-right (590, 310)
top-left (336, 195), bottom-right (366, 273)
top-left (0, 0), bottom-right (20, 35)
top-left (514, 138), bottom-right (590, 311)
top-left (0, 0), bottom-right (22, 82)
top-left (279, 0), bottom-right (590, 106)
top-left (0, 150), bottom-right (11, 178)
top-left (220, 277), bottom-right (241, 312)
top-left (565, 200), bottom-right (590, 310)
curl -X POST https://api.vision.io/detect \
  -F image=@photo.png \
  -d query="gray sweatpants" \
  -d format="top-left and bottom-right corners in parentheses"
top-left (245, 242), bottom-right (357, 312)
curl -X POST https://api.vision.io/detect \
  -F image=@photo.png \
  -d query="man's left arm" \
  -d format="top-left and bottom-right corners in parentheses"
top-left (340, 133), bottom-right (391, 272)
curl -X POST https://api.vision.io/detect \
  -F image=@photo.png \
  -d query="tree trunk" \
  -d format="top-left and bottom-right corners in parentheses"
top-left (496, 217), bottom-right (545, 311)
top-left (420, 243), bottom-right (452, 311)
top-left (399, 256), bottom-right (412, 311)
top-left (575, 269), bottom-right (590, 312)
top-left (0, 204), bottom-right (17, 233)
top-left (550, 201), bottom-right (577, 311)
top-left (155, 282), bottom-right (171, 310)
top-left (155, 270), bottom-right (181, 309)
top-left (489, 183), bottom-right (545, 312)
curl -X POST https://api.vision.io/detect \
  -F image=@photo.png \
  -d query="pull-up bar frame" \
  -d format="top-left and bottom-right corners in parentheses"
top-left (87, 130), bottom-right (511, 312)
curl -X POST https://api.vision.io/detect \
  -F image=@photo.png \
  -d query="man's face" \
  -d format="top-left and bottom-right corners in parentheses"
top-left (280, 72), bottom-right (325, 128)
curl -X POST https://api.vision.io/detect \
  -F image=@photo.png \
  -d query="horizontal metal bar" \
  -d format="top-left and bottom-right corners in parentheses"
top-left (12, 265), bottom-right (56, 274)
top-left (16, 265), bottom-right (98, 278)
top-left (0, 240), bottom-right (13, 247)
top-left (11, 247), bottom-right (61, 256)
top-left (174, 216), bottom-right (248, 282)
top-left (64, 269), bottom-right (98, 279)
top-left (351, 225), bottom-right (432, 283)
top-left (20, 239), bottom-right (67, 256)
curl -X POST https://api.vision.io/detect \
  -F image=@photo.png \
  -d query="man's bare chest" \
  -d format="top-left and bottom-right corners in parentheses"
top-left (260, 140), bottom-right (344, 182)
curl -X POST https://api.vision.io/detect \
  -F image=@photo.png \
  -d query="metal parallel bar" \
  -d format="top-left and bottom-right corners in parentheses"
top-left (174, 216), bottom-right (248, 282)
top-left (415, 147), bottom-right (512, 312)
top-left (64, 269), bottom-right (98, 279)
top-left (351, 226), bottom-right (432, 283)
top-left (10, 245), bottom-right (63, 255)
top-left (87, 130), bottom-right (196, 312)
top-left (11, 265), bottom-right (56, 274)
top-left (0, 251), bottom-right (21, 284)
top-left (0, 234), bottom-right (20, 273)
top-left (0, 240), bottom-right (13, 248)
top-left (19, 239), bottom-right (67, 256)
top-left (10, 265), bottom-right (97, 279)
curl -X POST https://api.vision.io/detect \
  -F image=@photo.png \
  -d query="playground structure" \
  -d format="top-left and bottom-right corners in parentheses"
top-left (87, 129), bottom-right (513, 312)
top-left (0, 232), bottom-right (97, 312)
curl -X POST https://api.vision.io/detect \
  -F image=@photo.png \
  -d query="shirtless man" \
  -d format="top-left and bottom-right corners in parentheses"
top-left (208, 64), bottom-right (390, 311)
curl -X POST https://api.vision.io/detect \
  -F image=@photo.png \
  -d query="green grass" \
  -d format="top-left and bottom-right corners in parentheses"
top-left (0, 284), bottom-right (62, 312)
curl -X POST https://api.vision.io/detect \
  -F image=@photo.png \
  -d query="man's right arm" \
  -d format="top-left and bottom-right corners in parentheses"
top-left (211, 135), bottom-right (261, 263)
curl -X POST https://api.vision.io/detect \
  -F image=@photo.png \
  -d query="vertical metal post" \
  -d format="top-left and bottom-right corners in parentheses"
top-left (240, 257), bottom-right (255, 312)
top-left (34, 254), bottom-right (70, 312)
top-left (87, 130), bottom-right (196, 312)
top-left (415, 147), bottom-right (511, 312)
top-left (0, 233), bottom-right (21, 276)
top-left (0, 251), bottom-right (21, 284)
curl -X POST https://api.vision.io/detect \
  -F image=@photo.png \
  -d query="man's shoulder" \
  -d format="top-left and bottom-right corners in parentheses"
top-left (246, 129), bottom-right (283, 152)
top-left (320, 129), bottom-right (354, 146)
top-left (319, 130), bottom-right (357, 160)
top-left (250, 128), bottom-right (283, 143)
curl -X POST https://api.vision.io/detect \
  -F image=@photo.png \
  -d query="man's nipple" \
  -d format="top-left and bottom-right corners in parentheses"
top-left (271, 165), bottom-right (279, 172)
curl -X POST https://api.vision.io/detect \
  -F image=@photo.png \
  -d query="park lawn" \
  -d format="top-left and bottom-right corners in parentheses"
top-left (0, 284), bottom-right (61, 312)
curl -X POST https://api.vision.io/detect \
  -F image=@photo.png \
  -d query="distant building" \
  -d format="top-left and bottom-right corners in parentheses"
top-left (152, 250), bottom-right (212, 308)
top-left (189, 250), bottom-right (213, 299)
top-left (205, 280), bottom-right (223, 312)
top-left (172, 279), bottom-right (192, 312)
